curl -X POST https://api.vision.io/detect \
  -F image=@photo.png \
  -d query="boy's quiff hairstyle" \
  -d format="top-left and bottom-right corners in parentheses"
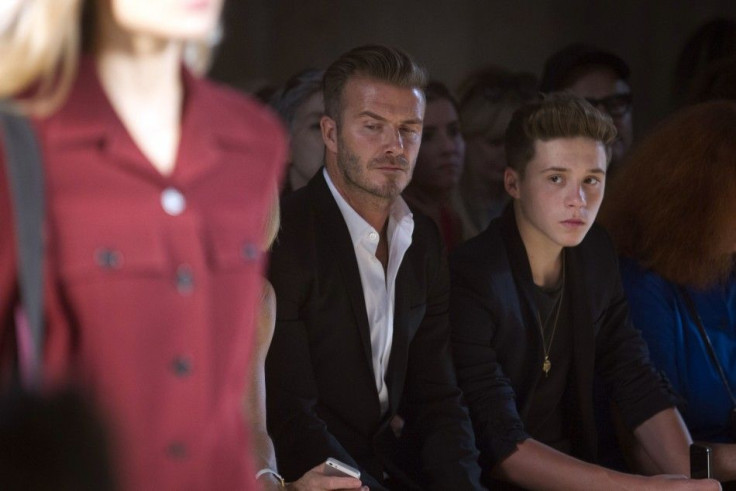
top-left (322, 44), bottom-right (428, 122)
top-left (505, 92), bottom-right (617, 177)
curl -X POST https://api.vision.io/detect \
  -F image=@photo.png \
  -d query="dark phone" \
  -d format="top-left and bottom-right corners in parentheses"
top-left (690, 443), bottom-right (712, 479)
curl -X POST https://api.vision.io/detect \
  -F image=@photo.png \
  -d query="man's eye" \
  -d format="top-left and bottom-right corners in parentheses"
top-left (550, 175), bottom-right (562, 184)
top-left (585, 176), bottom-right (601, 185)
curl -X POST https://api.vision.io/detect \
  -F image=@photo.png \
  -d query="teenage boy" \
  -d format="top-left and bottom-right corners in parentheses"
top-left (449, 93), bottom-right (719, 490)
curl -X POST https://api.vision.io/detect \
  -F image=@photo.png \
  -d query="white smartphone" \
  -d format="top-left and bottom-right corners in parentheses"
top-left (324, 457), bottom-right (361, 479)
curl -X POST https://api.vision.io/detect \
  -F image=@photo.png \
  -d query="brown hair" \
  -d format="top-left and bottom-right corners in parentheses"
top-left (505, 92), bottom-right (617, 177)
top-left (425, 80), bottom-right (459, 112)
top-left (600, 101), bottom-right (736, 288)
top-left (322, 44), bottom-right (428, 122)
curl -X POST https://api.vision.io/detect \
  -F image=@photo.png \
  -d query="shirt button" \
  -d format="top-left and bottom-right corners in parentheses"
top-left (161, 187), bottom-right (186, 216)
top-left (176, 265), bottom-right (194, 295)
top-left (171, 356), bottom-right (192, 377)
top-left (368, 231), bottom-right (378, 242)
top-left (166, 442), bottom-right (187, 460)
top-left (95, 248), bottom-right (122, 269)
top-left (241, 243), bottom-right (259, 261)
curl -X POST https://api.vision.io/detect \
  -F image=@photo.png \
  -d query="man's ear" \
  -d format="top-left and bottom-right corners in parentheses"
top-left (321, 115), bottom-right (338, 154)
top-left (504, 167), bottom-right (521, 199)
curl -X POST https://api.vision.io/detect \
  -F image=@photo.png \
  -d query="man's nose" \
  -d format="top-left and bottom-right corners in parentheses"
top-left (385, 128), bottom-right (404, 154)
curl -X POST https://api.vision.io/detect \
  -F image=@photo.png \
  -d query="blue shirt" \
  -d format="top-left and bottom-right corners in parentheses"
top-left (619, 257), bottom-right (736, 442)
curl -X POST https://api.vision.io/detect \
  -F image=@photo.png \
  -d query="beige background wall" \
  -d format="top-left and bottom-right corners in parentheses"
top-left (210, 0), bottom-right (736, 139)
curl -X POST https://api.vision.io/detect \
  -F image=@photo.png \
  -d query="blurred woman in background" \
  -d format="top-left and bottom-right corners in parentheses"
top-left (454, 65), bottom-right (537, 239)
top-left (271, 68), bottom-right (325, 193)
top-left (402, 81), bottom-right (465, 251)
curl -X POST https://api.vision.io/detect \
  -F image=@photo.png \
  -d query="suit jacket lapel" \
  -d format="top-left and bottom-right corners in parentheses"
top-left (308, 172), bottom-right (375, 373)
top-left (384, 253), bottom-right (413, 419)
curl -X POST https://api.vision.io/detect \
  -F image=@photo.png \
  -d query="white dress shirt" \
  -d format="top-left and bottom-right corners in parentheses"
top-left (324, 169), bottom-right (414, 415)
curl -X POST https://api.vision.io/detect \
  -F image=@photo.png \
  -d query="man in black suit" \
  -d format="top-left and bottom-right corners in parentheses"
top-left (265, 45), bottom-right (484, 490)
top-left (450, 93), bottom-right (719, 490)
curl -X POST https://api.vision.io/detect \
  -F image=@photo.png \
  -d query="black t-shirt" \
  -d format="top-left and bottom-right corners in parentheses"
top-left (525, 278), bottom-right (573, 454)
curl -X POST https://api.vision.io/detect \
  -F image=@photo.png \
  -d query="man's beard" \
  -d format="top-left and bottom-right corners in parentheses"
top-left (337, 135), bottom-right (412, 201)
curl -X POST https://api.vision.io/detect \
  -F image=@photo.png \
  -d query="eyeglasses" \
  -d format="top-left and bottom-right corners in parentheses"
top-left (585, 93), bottom-right (633, 117)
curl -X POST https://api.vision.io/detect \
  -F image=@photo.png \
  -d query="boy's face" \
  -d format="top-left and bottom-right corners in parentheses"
top-left (505, 137), bottom-right (607, 253)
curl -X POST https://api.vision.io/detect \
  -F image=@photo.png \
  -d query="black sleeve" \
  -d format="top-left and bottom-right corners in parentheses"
top-left (449, 253), bottom-right (529, 470)
top-left (594, 266), bottom-right (678, 431)
top-left (588, 227), bottom-right (677, 430)
top-left (400, 228), bottom-right (484, 490)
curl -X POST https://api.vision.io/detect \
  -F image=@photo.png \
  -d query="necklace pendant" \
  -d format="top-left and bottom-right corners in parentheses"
top-left (543, 357), bottom-right (551, 376)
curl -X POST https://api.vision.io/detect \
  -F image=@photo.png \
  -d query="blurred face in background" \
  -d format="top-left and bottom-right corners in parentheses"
top-left (464, 131), bottom-right (507, 187)
top-left (411, 98), bottom-right (465, 193)
top-left (565, 65), bottom-right (633, 167)
top-left (289, 91), bottom-right (325, 190)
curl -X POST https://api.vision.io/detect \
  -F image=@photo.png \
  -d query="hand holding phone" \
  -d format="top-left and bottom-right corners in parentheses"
top-left (293, 461), bottom-right (363, 490)
top-left (323, 457), bottom-right (361, 479)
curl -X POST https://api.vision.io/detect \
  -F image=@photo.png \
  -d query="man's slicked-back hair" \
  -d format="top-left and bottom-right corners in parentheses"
top-left (322, 44), bottom-right (429, 122)
top-left (505, 92), bottom-right (617, 177)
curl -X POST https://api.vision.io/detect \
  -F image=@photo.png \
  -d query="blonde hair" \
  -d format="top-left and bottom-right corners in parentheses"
top-left (0, 0), bottom-right (219, 116)
top-left (263, 191), bottom-right (281, 250)
top-left (0, 0), bottom-right (82, 115)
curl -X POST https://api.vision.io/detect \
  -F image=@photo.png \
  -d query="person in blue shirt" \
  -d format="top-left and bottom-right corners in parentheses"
top-left (601, 100), bottom-right (736, 481)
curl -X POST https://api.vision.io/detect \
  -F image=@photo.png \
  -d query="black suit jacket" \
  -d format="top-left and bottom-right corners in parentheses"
top-left (266, 171), bottom-right (483, 490)
top-left (449, 206), bottom-right (676, 480)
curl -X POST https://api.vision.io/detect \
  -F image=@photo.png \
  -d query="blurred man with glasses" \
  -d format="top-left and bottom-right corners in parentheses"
top-left (540, 43), bottom-right (633, 173)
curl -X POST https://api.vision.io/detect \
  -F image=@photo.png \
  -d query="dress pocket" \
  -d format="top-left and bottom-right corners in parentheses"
top-left (203, 211), bottom-right (263, 272)
top-left (55, 214), bottom-right (167, 282)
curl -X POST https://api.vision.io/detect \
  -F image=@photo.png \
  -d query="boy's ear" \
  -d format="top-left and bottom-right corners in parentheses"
top-left (504, 167), bottom-right (521, 199)
top-left (321, 115), bottom-right (338, 154)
